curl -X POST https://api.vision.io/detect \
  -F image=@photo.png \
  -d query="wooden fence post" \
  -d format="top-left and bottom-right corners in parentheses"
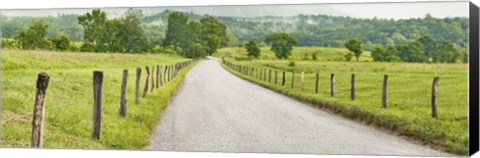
top-left (382, 75), bottom-right (388, 108)
top-left (120, 69), bottom-right (128, 117)
top-left (282, 71), bottom-right (286, 86)
top-left (156, 65), bottom-right (160, 89)
top-left (92, 71), bottom-right (103, 140)
top-left (432, 77), bottom-right (440, 118)
top-left (351, 74), bottom-right (355, 100)
top-left (264, 69), bottom-right (267, 81)
top-left (135, 67), bottom-right (141, 104)
top-left (151, 66), bottom-right (155, 92)
top-left (275, 71), bottom-right (278, 84)
top-left (164, 65), bottom-right (168, 83)
top-left (269, 70), bottom-right (272, 82)
top-left (31, 72), bottom-right (50, 148)
top-left (315, 73), bottom-right (319, 94)
top-left (291, 71), bottom-right (295, 89)
top-left (300, 71), bottom-right (304, 92)
top-left (330, 73), bottom-right (335, 96)
top-left (159, 65), bottom-right (163, 86)
top-left (143, 66), bottom-right (150, 98)
top-left (260, 68), bottom-right (263, 80)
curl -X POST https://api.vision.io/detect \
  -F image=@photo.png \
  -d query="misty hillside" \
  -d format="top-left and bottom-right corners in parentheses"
top-left (1, 9), bottom-right (468, 50)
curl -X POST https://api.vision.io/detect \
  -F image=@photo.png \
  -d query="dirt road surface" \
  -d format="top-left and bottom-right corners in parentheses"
top-left (148, 57), bottom-right (451, 156)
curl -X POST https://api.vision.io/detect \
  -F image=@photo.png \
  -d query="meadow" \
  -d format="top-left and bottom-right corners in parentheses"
top-left (216, 47), bottom-right (468, 155)
top-left (1, 49), bottom-right (197, 149)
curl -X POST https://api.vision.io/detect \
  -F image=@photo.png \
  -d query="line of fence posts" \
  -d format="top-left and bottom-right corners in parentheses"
top-left (28, 59), bottom-right (196, 147)
top-left (222, 60), bottom-right (442, 119)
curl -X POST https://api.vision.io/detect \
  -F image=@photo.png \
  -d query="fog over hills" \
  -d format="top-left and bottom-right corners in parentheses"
top-left (0, 1), bottom-right (468, 19)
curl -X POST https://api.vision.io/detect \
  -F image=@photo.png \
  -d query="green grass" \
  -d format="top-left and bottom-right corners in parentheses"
top-left (216, 47), bottom-right (468, 155)
top-left (214, 46), bottom-right (372, 62)
top-left (1, 49), bottom-right (198, 149)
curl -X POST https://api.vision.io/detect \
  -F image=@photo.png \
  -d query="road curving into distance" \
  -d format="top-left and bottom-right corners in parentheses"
top-left (148, 57), bottom-right (452, 156)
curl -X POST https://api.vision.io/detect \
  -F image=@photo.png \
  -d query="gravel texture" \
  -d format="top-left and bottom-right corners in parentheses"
top-left (148, 57), bottom-right (452, 156)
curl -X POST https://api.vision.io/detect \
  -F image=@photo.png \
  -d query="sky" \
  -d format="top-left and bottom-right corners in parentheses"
top-left (0, 1), bottom-right (469, 19)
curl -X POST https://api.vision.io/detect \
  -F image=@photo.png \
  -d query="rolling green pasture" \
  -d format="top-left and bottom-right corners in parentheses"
top-left (1, 49), bottom-right (197, 149)
top-left (216, 47), bottom-right (468, 155)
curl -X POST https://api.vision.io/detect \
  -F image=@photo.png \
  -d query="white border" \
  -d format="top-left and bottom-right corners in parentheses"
top-left (0, 0), bottom-right (478, 158)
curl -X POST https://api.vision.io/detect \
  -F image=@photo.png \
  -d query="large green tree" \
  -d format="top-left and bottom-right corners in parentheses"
top-left (200, 16), bottom-right (228, 55)
top-left (163, 12), bottom-right (188, 48)
top-left (345, 38), bottom-right (363, 61)
top-left (265, 33), bottom-right (299, 59)
top-left (396, 41), bottom-right (426, 62)
top-left (15, 20), bottom-right (50, 50)
top-left (78, 9), bottom-right (107, 50)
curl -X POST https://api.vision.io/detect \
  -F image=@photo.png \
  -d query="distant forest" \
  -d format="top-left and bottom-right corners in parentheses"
top-left (1, 10), bottom-right (468, 51)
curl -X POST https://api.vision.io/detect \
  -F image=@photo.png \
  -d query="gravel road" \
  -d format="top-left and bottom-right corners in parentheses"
top-left (148, 57), bottom-right (452, 156)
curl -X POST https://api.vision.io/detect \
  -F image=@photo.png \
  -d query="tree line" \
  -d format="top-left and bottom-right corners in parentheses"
top-left (1, 9), bottom-right (229, 58)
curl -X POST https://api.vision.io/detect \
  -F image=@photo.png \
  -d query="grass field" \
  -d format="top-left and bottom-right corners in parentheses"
top-left (1, 49), bottom-right (197, 149)
top-left (216, 47), bottom-right (468, 155)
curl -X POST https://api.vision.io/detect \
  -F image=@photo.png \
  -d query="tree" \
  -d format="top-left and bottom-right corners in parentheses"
top-left (245, 41), bottom-right (261, 58)
top-left (200, 16), bottom-right (228, 55)
top-left (163, 12), bottom-right (188, 48)
top-left (345, 38), bottom-right (363, 61)
top-left (78, 9), bottom-right (107, 50)
top-left (49, 34), bottom-right (71, 51)
top-left (265, 33), bottom-right (299, 59)
top-left (371, 45), bottom-right (400, 62)
top-left (117, 9), bottom-right (147, 53)
top-left (15, 20), bottom-right (50, 50)
top-left (371, 45), bottom-right (386, 61)
top-left (396, 41), bottom-right (426, 62)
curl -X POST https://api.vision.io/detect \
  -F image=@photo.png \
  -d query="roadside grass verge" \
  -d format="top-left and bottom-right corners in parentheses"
top-left (218, 48), bottom-right (468, 155)
top-left (1, 49), bottom-right (199, 149)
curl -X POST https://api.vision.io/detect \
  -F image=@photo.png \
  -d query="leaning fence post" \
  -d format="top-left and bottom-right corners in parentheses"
top-left (351, 74), bottom-right (355, 100)
top-left (135, 67), bottom-right (141, 104)
top-left (275, 70), bottom-right (278, 84)
top-left (143, 66), bottom-right (150, 98)
top-left (120, 69), bottom-right (128, 117)
top-left (330, 73), bottom-right (335, 96)
top-left (151, 65), bottom-right (155, 92)
top-left (31, 72), bottom-right (50, 148)
top-left (164, 65), bottom-right (168, 83)
top-left (382, 74), bottom-right (388, 108)
top-left (300, 71), bottom-right (305, 92)
top-left (432, 77), bottom-right (440, 118)
top-left (282, 71), bottom-right (286, 86)
top-left (92, 71), bottom-right (103, 140)
top-left (315, 73), bottom-right (319, 94)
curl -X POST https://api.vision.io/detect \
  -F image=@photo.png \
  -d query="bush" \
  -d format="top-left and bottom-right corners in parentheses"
top-left (49, 35), bottom-right (71, 51)
top-left (1, 39), bottom-right (17, 49)
top-left (344, 52), bottom-right (353, 61)
top-left (184, 43), bottom-right (206, 58)
top-left (150, 45), bottom-right (176, 54)
top-left (288, 60), bottom-right (296, 67)
top-left (80, 43), bottom-right (96, 52)
top-left (312, 53), bottom-right (318, 60)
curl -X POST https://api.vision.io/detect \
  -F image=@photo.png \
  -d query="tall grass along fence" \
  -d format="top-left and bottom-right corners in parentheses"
top-left (30, 58), bottom-right (198, 148)
top-left (222, 59), bottom-right (440, 119)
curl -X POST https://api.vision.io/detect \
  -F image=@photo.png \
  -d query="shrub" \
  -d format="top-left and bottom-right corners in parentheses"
top-left (344, 52), bottom-right (353, 61)
top-left (288, 60), bottom-right (296, 67)
top-left (312, 53), bottom-right (318, 60)
top-left (80, 43), bottom-right (96, 52)
top-left (49, 35), bottom-right (71, 51)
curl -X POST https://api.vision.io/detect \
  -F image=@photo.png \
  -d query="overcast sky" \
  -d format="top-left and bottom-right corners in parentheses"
top-left (0, 1), bottom-right (469, 19)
